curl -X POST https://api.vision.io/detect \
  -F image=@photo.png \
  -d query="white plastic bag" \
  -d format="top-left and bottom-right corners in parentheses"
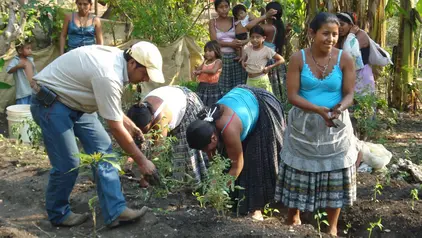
top-left (361, 142), bottom-right (393, 169)
top-left (368, 38), bottom-right (393, 66)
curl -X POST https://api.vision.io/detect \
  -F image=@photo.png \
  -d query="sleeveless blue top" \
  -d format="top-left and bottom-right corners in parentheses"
top-left (67, 13), bottom-right (96, 51)
top-left (217, 88), bottom-right (259, 141)
top-left (299, 49), bottom-right (343, 109)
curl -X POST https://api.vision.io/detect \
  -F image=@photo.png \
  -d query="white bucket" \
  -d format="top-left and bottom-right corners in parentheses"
top-left (6, 104), bottom-right (33, 143)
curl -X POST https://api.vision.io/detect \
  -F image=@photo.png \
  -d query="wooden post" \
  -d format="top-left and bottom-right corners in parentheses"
top-left (95, 0), bottom-right (98, 15)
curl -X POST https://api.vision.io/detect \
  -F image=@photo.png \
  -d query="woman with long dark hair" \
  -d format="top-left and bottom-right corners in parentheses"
top-left (186, 85), bottom-right (285, 220)
top-left (261, 1), bottom-right (287, 101)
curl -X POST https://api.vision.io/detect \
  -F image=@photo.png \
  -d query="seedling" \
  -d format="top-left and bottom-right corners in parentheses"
top-left (367, 217), bottom-right (383, 238)
top-left (193, 154), bottom-right (244, 217)
top-left (373, 179), bottom-right (383, 202)
top-left (235, 195), bottom-right (246, 217)
top-left (11, 119), bottom-right (43, 150)
top-left (343, 222), bottom-right (352, 236)
top-left (263, 203), bottom-right (280, 218)
top-left (314, 210), bottom-right (329, 238)
top-left (410, 188), bottom-right (419, 210)
top-left (69, 152), bottom-right (124, 238)
top-left (88, 196), bottom-right (99, 237)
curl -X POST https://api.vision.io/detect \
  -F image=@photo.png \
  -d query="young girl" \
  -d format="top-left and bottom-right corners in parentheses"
top-left (241, 25), bottom-right (284, 93)
top-left (193, 41), bottom-right (223, 107)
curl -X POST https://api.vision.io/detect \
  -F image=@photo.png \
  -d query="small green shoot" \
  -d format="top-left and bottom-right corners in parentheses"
top-left (373, 179), bottom-right (383, 202)
top-left (344, 222), bottom-right (352, 235)
top-left (263, 203), bottom-right (280, 218)
top-left (314, 210), bottom-right (329, 237)
top-left (367, 217), bottom-right (383, 238)
top-left (88, 196), bottom-right (98, 238)
top-left (410, 188), bottom-right (419, 210)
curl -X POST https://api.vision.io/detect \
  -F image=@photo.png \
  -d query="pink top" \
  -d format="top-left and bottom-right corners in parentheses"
top-left (197, 60), bottom-right (221, 84)
top-left (214, 18), bottom-right (235, 53)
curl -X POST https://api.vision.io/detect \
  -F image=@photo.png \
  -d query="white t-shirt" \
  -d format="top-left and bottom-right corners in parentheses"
top-left (33, 45), bottom-right (128, 121)
top-left (145, 86), bottom-right (187, 130)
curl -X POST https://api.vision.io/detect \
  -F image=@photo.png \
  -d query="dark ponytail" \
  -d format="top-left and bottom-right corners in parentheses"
top-left (186, 104), bottom-right (223, 150)
top-left (266, 2), bottom-right (285, 55)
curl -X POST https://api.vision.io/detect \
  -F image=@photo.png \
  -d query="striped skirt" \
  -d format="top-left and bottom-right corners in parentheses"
top-left (274, 162), bottom-right (357, 212)
top-left (274, 107), bottom-right (359, 211)
top-left (218, 53), bottom-right (247, 95)
top-left (268, 62), bottom-right (287, 104)
top-left (169, 86), bottom-right (208, 184)
top-left (196, 82), bottom-right (222, 107)
top-left (229, 85), bottom-right (286, 214)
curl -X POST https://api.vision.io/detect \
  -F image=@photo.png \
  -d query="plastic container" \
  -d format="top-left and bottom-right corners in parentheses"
top-left (6, 104), bottom-right (33, 143)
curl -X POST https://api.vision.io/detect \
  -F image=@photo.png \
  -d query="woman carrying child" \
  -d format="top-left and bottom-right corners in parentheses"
top-left (209, 0), bottom-right (277, 95)
top-left (241, 25), bottom-right (284, 93)
top-left (193, 41), bottom-right (223, 107)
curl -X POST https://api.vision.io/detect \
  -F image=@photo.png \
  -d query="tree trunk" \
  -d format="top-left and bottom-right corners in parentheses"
top-left (392, 0), bottom-right (414, 110)
top-left (368, 0), bottom-right (387, 47)
top-left (0, 0), bottom-right (27, 56)
top-left (299, 0), bottom-right (318, 49)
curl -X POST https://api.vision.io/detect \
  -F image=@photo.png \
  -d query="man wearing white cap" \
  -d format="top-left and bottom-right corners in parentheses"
top-left (30, 41), bottom-right (164, 228)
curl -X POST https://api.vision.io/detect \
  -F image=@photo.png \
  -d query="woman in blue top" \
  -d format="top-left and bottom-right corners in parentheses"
top-left (59, 0), bottom-right (103, 55)
top-left (186, 85), bottom-right (285, 221)
top-left (274, 13), bottom-right (359, 236)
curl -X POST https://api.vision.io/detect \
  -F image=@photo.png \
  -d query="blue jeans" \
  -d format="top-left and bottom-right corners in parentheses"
top-left (16, 95), bottom-right (31, 104)
top-left (30, 96), bottom-right (126, 225)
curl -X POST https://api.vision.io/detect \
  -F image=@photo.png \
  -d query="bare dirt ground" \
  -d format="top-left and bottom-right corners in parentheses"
top-left (0, 112), bottom-right (421, 238)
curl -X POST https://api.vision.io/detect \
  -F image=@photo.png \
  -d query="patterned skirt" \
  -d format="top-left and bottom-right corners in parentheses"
top-left (268, 62), bottom-right (287, 104)
top-left (169, 86), bottom-right (208, 184)
top-left (274, 107), bottom-right (359, 211)
top-left (229, 85), bottom-right (286, 214)
top-left (196, 82), bottom-right (222, 107)
top-left (218, 53), bottom-right (247, 95)
top-left (274, 162), bottom-right (357, 212)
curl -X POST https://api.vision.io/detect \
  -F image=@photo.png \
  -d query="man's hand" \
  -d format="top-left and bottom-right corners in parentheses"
top-left (138, 159), bottom-right (156, 175)
top-left (123, 115), bottom-right (145, 143)
top-left (262, 66), bottom-right (270, 74)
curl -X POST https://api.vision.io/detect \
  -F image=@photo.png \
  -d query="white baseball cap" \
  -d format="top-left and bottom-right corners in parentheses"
top-left (129, 41), bottom-right (165, 83)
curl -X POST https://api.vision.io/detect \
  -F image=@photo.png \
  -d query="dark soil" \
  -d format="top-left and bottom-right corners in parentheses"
top-left (0, 112), bottom-right (421, 238)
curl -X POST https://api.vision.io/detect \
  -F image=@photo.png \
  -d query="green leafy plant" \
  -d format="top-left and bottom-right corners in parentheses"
top-left (11, 119), bottom-right (43, 150)
top-left (179, 81), bottom-right (199, 92)
top-left (69, 152), bottom-right (124, 237)
top-left (0, 58), bottom-right (13, 89)
top-left (373, 179), bottom-right (383, 202)
top-left (193, 153), bottom-right (244, 217)
top-left (263, 203), bottom-right (280, 218)
top-left (367, 217), bottom-right (383, 238)
top-left (142, 124), bottom-right (194, 202)
top-left (314, 210), bottom-right (329, 238)
top-left (106, 0), bottom-right (209, 47)
top-left (352, 93), bottom-right (398, 140)
top-left (410, 188), bottom-right (419, 210)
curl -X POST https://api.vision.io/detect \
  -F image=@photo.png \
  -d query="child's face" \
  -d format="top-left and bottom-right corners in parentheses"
top-left (236, 10), bottom-right (247, 21)
top-left (250, 33), bottom-right (265, 47)
top-left (19, 44), bottom-right (32, 57)
top-left (204, 49), bottom-right (216, 60)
